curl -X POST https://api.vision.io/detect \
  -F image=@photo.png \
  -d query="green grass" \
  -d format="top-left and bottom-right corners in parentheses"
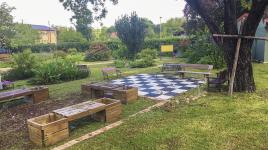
top-left (65, 63), bottom-right (268, 150)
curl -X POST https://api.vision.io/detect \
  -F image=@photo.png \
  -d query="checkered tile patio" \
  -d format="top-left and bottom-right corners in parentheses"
top-left (111, 74), bottom-right (205, 101)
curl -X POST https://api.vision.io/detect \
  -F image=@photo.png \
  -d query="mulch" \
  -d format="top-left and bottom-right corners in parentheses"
top-left (0, 93), bottom-right (89, 150)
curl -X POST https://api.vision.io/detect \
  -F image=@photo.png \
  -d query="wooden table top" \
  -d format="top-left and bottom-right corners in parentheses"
top-left (53, 101), bottom-right (106, 121)
top-left (88, 82), bottom-right (124, 90)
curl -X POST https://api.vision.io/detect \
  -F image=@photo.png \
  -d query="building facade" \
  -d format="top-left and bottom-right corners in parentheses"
top-left (31, 25), bottom-right (57, 44)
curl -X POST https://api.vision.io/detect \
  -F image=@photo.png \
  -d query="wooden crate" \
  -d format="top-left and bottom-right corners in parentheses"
top-left (93, 98), bottom-right (122, 123)
top-left (27, 113), bottom-right (69, 146)
top-left (81, 84), bottom-right (92, 96)
top-left (30, 86), bottom-right (49, 104)
top-left (113, 86), bottom-right (138, 104)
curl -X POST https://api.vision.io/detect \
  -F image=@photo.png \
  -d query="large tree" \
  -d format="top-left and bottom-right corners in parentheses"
top-left (115, 12), bottom-right (146, 60)
top-left (0, 2), bottom-right (15, 49)
top-left (11, 24), bottom-right (40, 47)
top-left (185, 0), bottom-right (268, 92)
top-left (59, 0), bottom-right (118, 40)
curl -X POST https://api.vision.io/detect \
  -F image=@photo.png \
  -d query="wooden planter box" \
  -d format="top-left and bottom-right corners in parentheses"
top-left (27, 113), bottom-right (69, 146)
top-left (30, 86), bottom-right (49, 104)
top-left (93, 98), bottom-right (122, 123)
top-left (113, 86), bottom-right (138, 104)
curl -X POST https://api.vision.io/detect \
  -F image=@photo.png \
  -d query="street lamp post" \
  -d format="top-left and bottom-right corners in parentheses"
top-left (160, 17), bottom-right (162, 39)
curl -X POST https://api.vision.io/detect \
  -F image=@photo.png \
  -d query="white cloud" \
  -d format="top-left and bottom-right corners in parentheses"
top-left (1, 0), bottom-right (186, 28)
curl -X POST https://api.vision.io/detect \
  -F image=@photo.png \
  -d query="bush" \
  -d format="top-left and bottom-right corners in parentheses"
top-left (53, 50), bottom-right (67, 58)
top-left (112, 45), bottom-right (128, 60)
top-left (84, 43), bottom-right (111, 62)
top-left (31, 59), bottom-right (88, 84)
top-left (67, 48), bottom-right (78, 54)
top-left (3, 49), bottom-right (36, 80)
top-left (129, 58), bottom-right (154, 68)
top-left (183, 30), bottom-right (225, 69)
top-left (114, 59), bottom-right (126, 68)
top-left (137, 48), bottom-right (158, 59)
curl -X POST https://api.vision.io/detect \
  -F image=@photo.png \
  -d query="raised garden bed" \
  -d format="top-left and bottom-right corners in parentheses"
top-left (113, 86), bottom-right (138, 104)
top-left (27, 113), bottom-right (69, 146)
top-left (29, 86), bottom-right (49, 104)
top-left (93, 98), bottom-right (122, 123)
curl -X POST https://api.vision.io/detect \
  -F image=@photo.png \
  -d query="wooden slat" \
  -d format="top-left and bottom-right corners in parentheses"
top-left (44, 128), bottom-right (69, 146)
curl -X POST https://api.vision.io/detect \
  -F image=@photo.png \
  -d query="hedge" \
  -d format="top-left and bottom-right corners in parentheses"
top-left (11, 37), bottom-right (189, 53)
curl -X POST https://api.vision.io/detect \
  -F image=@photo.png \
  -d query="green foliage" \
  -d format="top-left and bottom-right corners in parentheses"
top-left (0, 2), bottom-right (15, 49)
top-left (115, 12), bottom-right (146, 60)
top-left (58, 28), bottom-right (87, 43)
top-left (112, 45), bottom-right (128, 60)
top-left (3, 49), bottom-right (36, 80)
top-left (137, 48), bottom-right (158, 59)
top-left (59, 0), bottom-right (118, 40)
top-left (53, 50), bottom-right (67, 58)
top-left (84, 43), bottom-right (111, 62)
top-left (67, 48), bottom-right (78, 54)
top-left (129, 49), bottom-right (156, 68)
top-left (114, 59), bottom-right (126, 68)
top-left (183, 31), bottom-right (225, 69)
top-left (11, 24), bottom-right (40, 47)
top-left (31, 58), bottom-right (88, 84)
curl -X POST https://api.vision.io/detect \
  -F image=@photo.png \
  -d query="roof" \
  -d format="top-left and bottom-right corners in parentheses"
top-left (31, 25), bottom-right (55, 31)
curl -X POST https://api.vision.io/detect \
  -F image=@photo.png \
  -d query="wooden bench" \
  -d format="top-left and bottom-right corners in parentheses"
top-left (28, 98), bottom-right (122, 146)
top-left (160, 63), bottom-right (181, 76)
top-left (177, 64), bottom-right (213, 79)
top-left (102, 67), bottom-right (122, 80)
top-left (81, 82), bottom-right (138, 104)
top-left (0, 86), bottom-right (49, 104)
top-left (207, 70), bottom-right (229, 91)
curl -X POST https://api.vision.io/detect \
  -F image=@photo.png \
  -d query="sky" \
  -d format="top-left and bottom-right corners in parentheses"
top-left (1, 0), bottom-right (186, 28)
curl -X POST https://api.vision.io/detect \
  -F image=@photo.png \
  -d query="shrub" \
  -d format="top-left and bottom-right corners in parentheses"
top-left (67, 48), bottom-right (78, 54)
top-left (84, 43), bottom-right (111, 62)
top-left (53, 50), bottom-right (67, 58)
top-left (3, 49), bottom-right (36, 80)
top-left (183, 30), bottom-right (225, 69)
top-left (114, 59), bottom-right (126, 68)
top-left (137, 48), bottom-right (158, 59)
top-left (129, 58), bottom-right (154, 68)
top-left (31, 59), bottom-right (88, 84)
top-left (112, 45), bottom-right (128, 60)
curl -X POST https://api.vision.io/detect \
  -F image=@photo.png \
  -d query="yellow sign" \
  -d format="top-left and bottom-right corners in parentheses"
top-left (161, 45), bottom-right (174, 53)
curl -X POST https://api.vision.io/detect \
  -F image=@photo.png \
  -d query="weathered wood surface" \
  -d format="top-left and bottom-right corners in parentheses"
top-left (0, 87), bottom-right (49, 103)
top-left (0, 89), bottom-right (32, 101)
top-left (53, 101), bottom-right (106, 121)
top-left (27, 113), bottom-right (69, 146)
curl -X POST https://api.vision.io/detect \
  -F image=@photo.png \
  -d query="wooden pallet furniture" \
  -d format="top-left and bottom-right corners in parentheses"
top-left (27, 113), bottom-right (69, 146)
top-left (207, 70), bottom-right (229, 91)
top-left (81, 82), bottom-right (138, 104)
top-left (0, 86), bottom-right (49, 103)
top-left (102, 67), bottom-right (122, 80)
top-left (177, 64), bottom-right (213, 79)
top-left (28, 98), bottom-right (122, 146)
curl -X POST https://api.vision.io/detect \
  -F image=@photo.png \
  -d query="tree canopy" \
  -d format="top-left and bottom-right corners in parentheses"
top-left (11, 24), bottom-right (40, 47)
top-left (115, 12), bottom-right (146, 60)
top-left (57, 27), bottom-right (87, 43)
top-left (0, 2), bottom-right (15, 49)
top-left (185, 0), bottom-right (268, 92)
top-left (59, 0), bottom-right (118, 40)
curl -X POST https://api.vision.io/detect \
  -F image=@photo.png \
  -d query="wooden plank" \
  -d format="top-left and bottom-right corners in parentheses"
top-left (44, 128), bottom-right (69, 146)
top-left (213, 34), bottom-right (268, 41)
top-left (28, 125), bottom-right (43, 146)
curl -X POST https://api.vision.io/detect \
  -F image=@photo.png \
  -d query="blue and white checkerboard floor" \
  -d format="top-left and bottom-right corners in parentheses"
top-left (111, 74), bottom-right (205, 101)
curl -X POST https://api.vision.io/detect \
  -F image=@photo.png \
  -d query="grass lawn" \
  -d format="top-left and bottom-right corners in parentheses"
top-left (65, 63), bottom-right (268, 150)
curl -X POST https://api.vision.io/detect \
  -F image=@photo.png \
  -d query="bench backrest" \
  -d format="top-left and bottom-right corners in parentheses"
top-left (162, 63), bottom-right (181, 72)
top-left (102, 67), bottom-right (117, 74)
top-left (180, 64), bottom-right (213, 72)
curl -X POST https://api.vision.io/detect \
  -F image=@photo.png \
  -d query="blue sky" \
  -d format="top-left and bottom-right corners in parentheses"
top-left (2, 0), bottom-right (186, 28)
